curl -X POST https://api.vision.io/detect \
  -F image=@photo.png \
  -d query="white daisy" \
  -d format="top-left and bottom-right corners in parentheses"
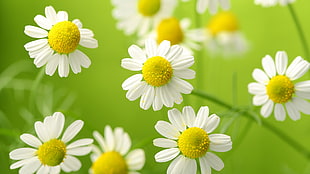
top-left (254, 0), bottom-right (295, 7)
top-left (138, 17), bottom-right (204, 55)
top-left (24, 6), bottom-right (98, 77)
top-left (9, 112), bottom-right (93, 173)
top-left (248, 51), bottom-right (310, 121)
top-left (111, 0), bottom-right (177, 36)
top-left (154, 106), bottom-right (232, 174)
top-left (90, 125), bottom-right (145, 174)
top-left (121, 39), bottom-right (195, 111)
top-left (182, 0), bottom-right (230, 14)
top-left (200, 11), bottom-right (248, 57)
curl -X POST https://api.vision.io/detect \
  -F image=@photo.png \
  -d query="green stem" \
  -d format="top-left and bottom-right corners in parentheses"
top-left (288, 4), bottom-right (310, 60)
top-left (192, 90), bottom-right (310, 160)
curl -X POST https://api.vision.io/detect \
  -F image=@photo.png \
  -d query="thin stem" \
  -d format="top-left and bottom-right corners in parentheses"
top-left (288, 4), bottom-right (310, 60)
top-left (192, 90), bottom-right (310, 160)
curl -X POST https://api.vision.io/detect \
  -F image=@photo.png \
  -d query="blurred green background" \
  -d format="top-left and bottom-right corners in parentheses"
top-left (1, 0), bottom-right (310, 173)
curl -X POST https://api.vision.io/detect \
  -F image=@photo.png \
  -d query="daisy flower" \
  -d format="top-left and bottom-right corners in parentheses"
top-left (139, 17), bottom-right (204, 54)
top-left (121, 39), bottom-right (195, 111)
top-left (254, 0), bottom-right (295, 7)
top-left (90, 125), bottom-right (145, 174)
top-left (182, 0), bottom-right (230, 14)
top-left (111, 0), bottom-right (177, 36)
top-left (248, 51), bottom-right (310, 121)
top-left (201, 11), bottom-right (248, 57)
top-left (154, 106), bottom-right (232, 174)
top-left (9, 112), bottom-right (93, 173)
top-left (24, 6), bottom-right (98, 77)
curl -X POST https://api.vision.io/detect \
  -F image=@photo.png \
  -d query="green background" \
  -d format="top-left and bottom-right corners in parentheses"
top-left (1, 0), bottom-right (310, 173)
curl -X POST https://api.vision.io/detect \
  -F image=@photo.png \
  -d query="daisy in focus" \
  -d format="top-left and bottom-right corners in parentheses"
top-left (121, 39), bottom-right (195, 111)
top-left (111, 0), bottom-right (177, 36)
top-left (254, 0), bottom-right (295, 7)
top-left (182, 0), bottom-right (230, 14)
top-left (24, 6), bottom-right (98, 77)
top-left (248, 51), bottom-right (310, 121)
top-left (90, 125), bottom-right (145, 174)
top-left (139, 17), bottom-right (204, 54)
top-left (153, 106), bottom-right (232, 174)
top-left (9, 112), bottom-right (93, 173)
top-left (201, 11), bottom-right (248, 57)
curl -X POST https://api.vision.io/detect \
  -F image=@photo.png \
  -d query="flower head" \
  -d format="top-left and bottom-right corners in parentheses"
top-left (24, 6), bottom-right (98, 77)
top-left (248, 51), bottom-right (310, 121)
top-left (254, 0), bottom-right (295, 7)
top-left (121, 39), bottom-right (195, 111)
top-left (154, 106), bottom-right (232, 174)
top-left (111, 0), bottom-right (177, 36)
top-left (9, 112), bottom-right (93, 173)
top-left (90, 125), bottom-right (145, 174)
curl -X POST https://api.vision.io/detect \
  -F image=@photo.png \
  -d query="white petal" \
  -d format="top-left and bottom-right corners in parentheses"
top-left (20, 133), bottom-right (42, 148)
top-left (153, 138), bottom-right (177, 148)
top-left (285, 101), bottom-right (301, 121)
top-left (199, 157), bottom-right (211, 174)
top-left (34, 15), bottom-right (52, 30)
top-left (104, 125), bottom-right (115, 151)
top-left (170, 77), bottom-right (193, 94)
top-left (219, 0), bottom-right (230, 10)
top-left (166, 45), bottom-right (183, 62)
top-left (74, 50), bottom-right (91, 68)
top-left (119, 132), bottom-right (131, 155)
top-left (72, 19), bottom-right (82, 28)
top-left (34, 121), bottom-right (49, 142)
top-left (167, 156), bottom-right (182, 174)
top-left (62, 120), bottom-right (84, 143)
top-left (33, 47), bottom-right (53, 68)
top-left (24, 39), bottom-right (48, 52)
top-left (155, 121), bottom-right (180, 139)
top-left (194, 106), bottom-right (210, 128)
top-left (126, 81), bottom-right (147, 101)
top-left (260, 99), bottom-right (274, 118)
top-left (253, 95), bottom-right (268, 106)
top-left (182, 106), bottom-right (196, 127)
top-left (10, 157), bottom-right (37, 169)
top-left (45, 6), bottom-right (57, 24)
top-left (171, 156), bottom-right (197, 174)
top-left (93, 131), bottom-right (107, 152)
top-left (168, 108), bottom-right (186, 132)
top-left (80, 37), bottom-right (98, 48)
top-left (69, 52), bottom-right (82, 74)
top-left (204, 114), bottom-right (220, 133)
top-left (157, 40), bottom-right (171, 56)
top-left (37, 165), bottom-right (49, 174)
top-left (67, 138), bottom-right (93, 149)
top-left (197, 0), bottom-right (208, 14)
top-left (24, 26), bottom-right (48, 38)
top-left (155, 148), bottom-right (180, 162)
top-left (62, 155), bottom-right (81, 172)
top-left (140, 85), bottom-right (155, 110)
top-left (67, 146), bottom-right (92, 156)
top-left (295, 80), bottom-right (310, 92)
top-left (248, 82), bottom-right (266, 95)
top-left (58, 54), bottom-right (69, 77)
top-left (252, 68), bottom-right (269, 84)
top-left (19, 158), bottom-right (41, 174)
top-left (80, 28), bottom-right (94, 38)
top-left (158, 86), bottom-right (174, 107)
top-left (274, 103), bottom-right (286, 121)
top-left (292, 97), bottom-right (310, 115)
top-left (45, 55), bottom-right (59, 76)
top-left (171, 56), bottom-right (194, 70)
top-left (262, 55), bottom-right (276, 78)
top-left (205, 152), bottom-right (224, 171)
top-left (153, 87), bottom-right (164, 111)
top-left (121, 58), bottom-right (143, 71)
top-left (56, 11), bottom-right (68, 22)
top-left (9, 148), bottom-right (36, 160)
top-left (275, 51), bottom-right (288, 75)
top-left (208, 0), bottom-right (219, 14)
top-left (286, 56), bottom-right (310, 80)
top-left (295, 91), bottom-right (310, 100)
top-left (128, 45), bottom-right (146, 61)
top-left (145, 39), bottom-right (157, 57)
top-left (49, 166), bottom-right (61, 174)
top-left (126, 149), bottom-right (145, 170)
top-left (174, 69), bottom-right (196, 79)
top-left (51, 112), bottom-right (65, 139)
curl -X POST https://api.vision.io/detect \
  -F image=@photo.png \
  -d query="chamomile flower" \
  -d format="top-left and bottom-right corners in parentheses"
top-left (111, 0), bottom-right (177, 36)
top-left (248, 51), bottom-right (310, 121)
top-left (90, 125), bottom-right (145, 174)
top-left (139, 17), bottom-right (204, 54)
top-left (182, 0), bottom-right (230, 14)
top-left (201, 11), bottom-right (248, 57)
top-left (154, 106), bottom-right (232, 174)
top-left (121, 39), bottom-right (195, 111)
top-left (254, 0), bottom-right (295, 7)
top-left (9, 112), bottom-right (93, 173)
top-left (24, 6), bottom-right (98, 77)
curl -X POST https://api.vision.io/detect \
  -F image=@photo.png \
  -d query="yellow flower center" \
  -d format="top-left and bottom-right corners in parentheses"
top-left (207, 11), bottom-right (238, 36)
top-left (142, 56), bottom-right (173, 87)
top-left (91, 151), bottom-right (128, 174)
top-left (48, 21), bottom-right (80, 54)
top-left (178, 127), bottom-right (210, 159)
top-left (157, 17), bottom-right (184, 45)
top-left (266, 75), bottom-right (295, 104)
top-left (138, 0), bottom-right (161, 17)
top-left (37, 139), bottom-right (66, 166)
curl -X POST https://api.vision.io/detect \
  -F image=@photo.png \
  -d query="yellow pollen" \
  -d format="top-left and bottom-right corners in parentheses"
top-left (138, 0), bottom-right (161, 17)
top-left (266, 75), bottom-right (295, 104)
top-left (37, 139), bottom-right (66, 166)
top-left (142, 56), bottom-right (173, 87)
top-left (48, 21), bottom-right (80, 54)
top-left (207, 11), bottom-right (239, 36)
top-left (178, 127), bottom-right (210, 159)
top-left (157, 17), bottom-right (184, 45)
top-left (91, 151), bottom-right (128, 174)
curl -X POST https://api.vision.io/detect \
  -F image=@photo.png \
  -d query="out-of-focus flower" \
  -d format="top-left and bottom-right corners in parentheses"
top-left (182, 0), bottom-right (230, 14)
top-left (254, 0), bottom-right (295, 7)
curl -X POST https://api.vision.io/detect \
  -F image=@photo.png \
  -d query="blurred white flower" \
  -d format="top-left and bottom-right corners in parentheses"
top-left (255, 0), bottom-right (295, 7)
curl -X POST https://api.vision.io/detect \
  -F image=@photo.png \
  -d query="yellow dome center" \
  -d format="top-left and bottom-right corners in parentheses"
top-left (138, 0), bottom-right (161, 17)
top-left (266, 75), bottom-right (295, 103)
top-left (37, 139), bottom-right (66, 166)
top-left (91, 151), bottom-right (128, 174)
top-left (157, 17), bottom-right (184, 45)
top-left (178, 127), bottom-right (210, 159)
top-left (207, 11), bottom-right (238, 36)
top-left (48, 21), bottom-right (80, 54)
top-left (142, 56), bottom-right (173, 87)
